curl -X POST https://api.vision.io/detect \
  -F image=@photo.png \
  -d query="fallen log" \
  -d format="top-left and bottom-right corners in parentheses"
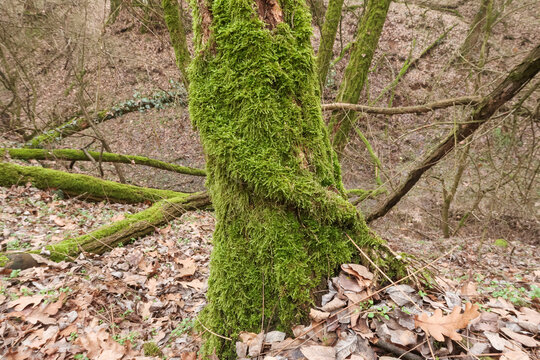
top-left (1, 192), bottom-right (211, 266)
top-left (0, 162), bottom-right (185, 203)
top-left (1, 148), bottom-right (206, 177)
top-left (25, 88), bottom-right (187, 148)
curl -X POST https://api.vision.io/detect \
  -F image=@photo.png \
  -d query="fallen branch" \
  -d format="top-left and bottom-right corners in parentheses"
top-left (1, 192), bottom-right (211, 265)
top-left (0, 162), bottom-right (186, 203)
top-left (322, 96), bottom-right (481, 114)
top-left (24, 88), bottom-right (187, 148)
top-left (1, 148), bottom-right (206, 177)
top-left (366, 44), bottom-right (540, 222)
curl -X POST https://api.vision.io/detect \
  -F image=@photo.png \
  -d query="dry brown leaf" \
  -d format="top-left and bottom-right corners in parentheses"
top-left (177, 258), bottom-right (198, 278)
top-left (500, 327), bottom-right (539, 348)
top-left (460, 281), bottom-right (479, 298)
top-left (184, 279), bottom-right (206, 291)
top-left (52, 215), bottom-right (66, 227)
top-left (310, 308), bottom-right (330, 322)
top-left (321, 297), bottom-right (346, 312)
top-left (44, 292), bottom-right (66, 315)
top-left (300, 345), bottom-right (336, 360)
top-left (181, 352), bottom-right (197, 360)
top-left (341, 264), bottom-right (374, 281)
top-left (415, 302), bottom-right (480, 341)
top-left (7, 294), bottom-right (45, 311)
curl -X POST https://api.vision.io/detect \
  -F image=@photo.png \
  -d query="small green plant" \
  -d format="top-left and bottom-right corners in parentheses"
top-left (9, 269), bottom-right (21, 278)
top-left (74, 354), bottom-right (89, 360)
top-left (171, 318), bottom-right (195, 337)
top-left (21, 288), bottom-right (33, 296)
top-left (68, 332), bottom-right (78, 341)
top-left (418, 290), bottom-right (427, 297)
top-left (121, 309), bottom-right (134, 319)
top-left (528, 285), bottom-right (539, 300)
top-left (113, 331), bottom-right (139, 345)
top-left (367, 304), bottom-right (393, 320)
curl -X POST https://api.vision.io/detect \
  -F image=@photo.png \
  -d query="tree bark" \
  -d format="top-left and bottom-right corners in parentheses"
top-left (0, 162), bottom-right (186, 203)
top-left (188, 1), bottom-right (403, 357)
top-left (0, 192), bottom-right (210, 267)
top-left (1, 148), bottom-right (206, 176)
top-left (315, 0), bottom-right (344, 90)
top-left (328, 0), bottom-right (392, 157)
top-left (24, 89), bottom-right (187, 148)
top-left (162, 0), bottom-right (191, 88)
top-left (366, 44), bottom-right (540, 223)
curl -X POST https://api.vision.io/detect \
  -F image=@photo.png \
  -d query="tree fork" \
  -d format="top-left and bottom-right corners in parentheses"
top-left (0, 192), bottom-right (211, 267)
top-left (366, 44), bottom-right (540, 223)
top-left (0, 162), bottom-right (187, 203)
top-left (1, 148), bottom-right (206, 176)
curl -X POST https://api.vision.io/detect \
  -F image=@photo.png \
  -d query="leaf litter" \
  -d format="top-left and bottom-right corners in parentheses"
top-left (0, 185), bottom-right (539, 359)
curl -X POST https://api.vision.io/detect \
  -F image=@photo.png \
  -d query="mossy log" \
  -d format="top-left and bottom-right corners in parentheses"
top-left (328, 0), bottom-right (391, 156)
top-left (25, 89), bottom-right (187, 149)
top-left (189, 1), bottom-right (404, 357)
top-left (0, 192), bottom-right (211, 267)
top-left (366, 44), bottom-right (540, 222)
top-left (1, 148), bottom-right (206, 176)
top-left (0, 162), bottom-right (185, 203)
top-left (162, 0), bottom-right (191, 88)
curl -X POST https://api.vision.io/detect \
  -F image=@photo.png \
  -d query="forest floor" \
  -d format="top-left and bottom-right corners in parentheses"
top-left (0, 0), bottom-right (538, 358)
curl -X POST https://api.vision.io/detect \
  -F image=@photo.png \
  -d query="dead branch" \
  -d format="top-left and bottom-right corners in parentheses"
top-left (322, 96), bottom-right (481, 114)
top-left (366, 44), bottom-right (540, 223)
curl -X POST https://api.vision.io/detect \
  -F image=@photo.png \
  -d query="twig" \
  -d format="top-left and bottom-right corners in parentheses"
top-left (196, 317), bottom-right (232, 341)
top-left (322, 96), bottom-right (481, 114)
top-left (376, 339), bottom-right (423, 360)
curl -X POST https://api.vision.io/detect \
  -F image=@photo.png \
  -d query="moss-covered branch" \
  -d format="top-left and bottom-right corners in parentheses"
top-left (328, 0), bottom-right (392, 156)
top-left (0, 192), bottom-right (211, 267)
top-left (315, 0), bottom-right (344, 90)
top-left (25, 88), bottom-right (187, 149)
top-left (0, 162), bottom-right (185, 203)
top-left (322, 96), bottom-right (481, 114)
top-left (366, 44), bottom-right (540, 222)
top-left (162, 0), bottom-right (191, 88)
top-left (1, 148), bottom-right (206, 176)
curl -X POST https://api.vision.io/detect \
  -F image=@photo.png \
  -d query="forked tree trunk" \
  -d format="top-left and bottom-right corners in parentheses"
top-left (188, 1), bottom-right (403, 357)
top-left (328, 0), bottom-right (392, 156)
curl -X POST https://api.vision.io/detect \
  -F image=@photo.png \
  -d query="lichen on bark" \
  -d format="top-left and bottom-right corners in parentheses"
top-left (188, 1), bottom-right (402, 357)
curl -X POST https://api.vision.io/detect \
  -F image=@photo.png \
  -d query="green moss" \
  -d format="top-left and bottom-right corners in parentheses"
top-left (188, 1), bottom-right (403, 357)
top-left (45, 194), bottom-right (199, 261)
top-left (328, 0), bottom-right (392, 155)
top-left (315, 0), bottom-right (345, 89)
top-left (494, 238), bottom-right (508, 248)
top-left (2, 148), bottom-right (206, 176)
top-left (0, 255), bottom-right (9, 267)
top-left (0, 162), bottom-right (183, 203)
top-left (162, 0), bottom-right (191, 88)
top-left (143, 342), bottom-right (163, 357)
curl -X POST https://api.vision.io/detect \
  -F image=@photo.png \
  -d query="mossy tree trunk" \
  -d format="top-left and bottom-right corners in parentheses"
top-left (328, 0), bottom-right (392, 157)
top-left (188, 1), bottom-right (402, 357)
top-left (162, 0), bottom-right (191, 88)
top-left (315, 0), bottom-right (345, 90)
